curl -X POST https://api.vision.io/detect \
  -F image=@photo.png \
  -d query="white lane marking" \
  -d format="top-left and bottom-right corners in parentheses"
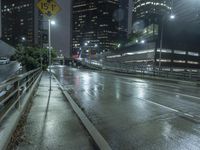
top-left (138, 97), bottom-right (179, 113)
top-left (119, 80), bottom-right (200, 100)
top-left (153, 88), bottom-right (200, 100)
top-left (138, 97), bottom-right (195, 118)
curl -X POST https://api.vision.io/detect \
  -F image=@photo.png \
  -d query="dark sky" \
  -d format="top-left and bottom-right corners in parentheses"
top-left (51, 0), bottom-right (71, 58)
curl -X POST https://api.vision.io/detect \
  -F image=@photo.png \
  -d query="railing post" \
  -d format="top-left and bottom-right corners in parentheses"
top-left (189, 69), bottom-right (192, 80)
top-left (14, 80), bottom-right (21, 109)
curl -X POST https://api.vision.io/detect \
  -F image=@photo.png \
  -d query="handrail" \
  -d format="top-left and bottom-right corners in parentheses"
top-left (0, 68), bottom-right (42, 123)
top-left (81, 60), bottom-right (200, 81)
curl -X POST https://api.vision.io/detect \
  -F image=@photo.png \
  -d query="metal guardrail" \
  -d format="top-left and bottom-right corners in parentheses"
top-left (0, 68), bottom-right (41, 123)
top-left (80, 60), bottom-right (200, 81)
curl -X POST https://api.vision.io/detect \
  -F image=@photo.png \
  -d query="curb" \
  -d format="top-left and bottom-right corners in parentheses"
top-left (52, 74), bottom-right (112, 150)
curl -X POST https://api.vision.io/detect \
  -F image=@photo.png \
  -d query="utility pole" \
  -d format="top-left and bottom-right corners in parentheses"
top-left (48, 19), bottom-right (52, 91)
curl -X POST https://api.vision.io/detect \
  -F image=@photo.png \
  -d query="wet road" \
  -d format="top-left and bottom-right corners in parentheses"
top-left (0, 61), bottom-right (20, 83)
top-left (52, 66), bottom-right (200, 150)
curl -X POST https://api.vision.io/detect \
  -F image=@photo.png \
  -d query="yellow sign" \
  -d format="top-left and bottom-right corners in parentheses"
top-left (36, 0), bottom-right (61, 17)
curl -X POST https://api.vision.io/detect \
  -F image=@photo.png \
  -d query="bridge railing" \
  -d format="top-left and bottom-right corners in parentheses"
top-left (0, 68), bottom-right (41, 123)
top-left (80, 59), bottom-right (200, 81)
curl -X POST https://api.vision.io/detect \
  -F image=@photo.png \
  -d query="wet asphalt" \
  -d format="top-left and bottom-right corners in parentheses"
top-left (52, 66), bottom-right (200, 150)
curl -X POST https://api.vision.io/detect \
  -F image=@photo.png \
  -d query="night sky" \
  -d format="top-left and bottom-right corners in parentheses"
top-left (51, 0), bottom-right (71, 58)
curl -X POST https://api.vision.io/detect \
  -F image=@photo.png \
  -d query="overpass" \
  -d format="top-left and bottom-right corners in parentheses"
top-left (1, 66), bottom-right (200, 149)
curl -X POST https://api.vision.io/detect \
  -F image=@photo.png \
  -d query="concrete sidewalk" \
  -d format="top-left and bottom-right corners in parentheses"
top-left (17, 72), bottom-right (95, 150)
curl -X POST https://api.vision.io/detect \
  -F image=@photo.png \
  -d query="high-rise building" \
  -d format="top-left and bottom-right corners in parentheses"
top-left (1, 0), bottom-right (43, 47)
top-left (0, 0), bottom-right (15, 57)
top-left (72, 0), bottom-right (98, 56)
top-left (106, 0), bottom-right (200, 71)
top-left (72, 0), bottom-right (121, 57)
top-left (132, 0), bottom-right (172, 42)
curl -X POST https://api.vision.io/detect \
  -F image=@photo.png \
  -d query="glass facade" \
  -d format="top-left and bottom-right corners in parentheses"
top-left (72, 0), bottom-right (121, 56)
top-left (107, 0), bottom-right (200, 70)
top-left (1, 0), bottom-right (43, 47)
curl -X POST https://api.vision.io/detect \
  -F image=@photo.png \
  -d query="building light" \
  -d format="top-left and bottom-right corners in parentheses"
top-left (125, 59), bottom-right (154, 63)
top-left (187, 61), bottom-right (198, 64)
top-left (123, 49), bottom-right (154, 56)
top-left (188, 52), bottom-right (199, 56)
top-left (157, 49), bottom-right (172, 53)
top-left (173, 60), bottom-right (186, 63)
top-left (174, 50), bottom-right (186, 55)
top-left (156, 59), bottom-right (171, 62)
top-left (107, 55), bottom-right (121, 59)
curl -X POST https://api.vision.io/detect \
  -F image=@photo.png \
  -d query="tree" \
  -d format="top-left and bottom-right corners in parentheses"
top-left (14, 45), bottom-right (57, 71)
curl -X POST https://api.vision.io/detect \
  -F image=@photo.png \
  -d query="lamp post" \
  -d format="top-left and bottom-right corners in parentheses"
top-left (48, 19), bottom-right (56, 91)
top-left (158, 14), bottom-right (175, 72)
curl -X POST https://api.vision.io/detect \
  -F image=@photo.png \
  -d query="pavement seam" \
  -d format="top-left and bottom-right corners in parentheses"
top-left (52, 74), bottom-right (112, 150)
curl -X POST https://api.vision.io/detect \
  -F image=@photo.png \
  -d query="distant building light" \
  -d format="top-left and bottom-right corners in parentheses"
top-left (170, 14), bottom-right (175, 19)
top-left (140, 40), bottom-right (145, 44)
top-left (107, 55), bottom-right (121, 59)
top-left (22, 37), bottom-right (26, 41)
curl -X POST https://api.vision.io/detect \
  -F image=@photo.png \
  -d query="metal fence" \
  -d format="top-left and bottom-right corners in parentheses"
top-left (80, 59), bottom-right (200, 81)
top-left (0, 68), bottom-right (41, 123)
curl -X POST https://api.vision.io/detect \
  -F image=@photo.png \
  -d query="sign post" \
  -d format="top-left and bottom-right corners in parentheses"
top-left (36, 0), bottom-right (61, 91)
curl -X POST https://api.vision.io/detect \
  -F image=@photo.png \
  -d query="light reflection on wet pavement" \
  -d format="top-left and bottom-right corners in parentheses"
top-left (52, 66), bottom-right (200, 150)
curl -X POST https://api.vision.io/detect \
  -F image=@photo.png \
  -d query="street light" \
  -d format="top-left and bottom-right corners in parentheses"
top-left (159, 14), bottom-right (176, 72)
top-left (84, 42), bottom-right (88, 46)
top-left (22, 37), bottom-right (26, 41)
top-left (94, 44), bottom-right (98, 47)
top-left (48, 19), bottom-right (56, 91)
top-left (51, 20), bottom-right (56, 25)
top-left (170, 14), bottom-right (175, 20)
top-left (140, 40), bottom-right (145, 44)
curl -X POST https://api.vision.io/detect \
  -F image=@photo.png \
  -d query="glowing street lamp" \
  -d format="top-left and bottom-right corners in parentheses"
top-left (22, 37), bottom-right (26, 41)
top-left (51, 20), bottom-right (56, 25)
top-left (170, 14), bottom-right (175, 20)
top-left (159, 14), bottom-right (176, 72)
top-left (140, 40), bottom-right (145, 44)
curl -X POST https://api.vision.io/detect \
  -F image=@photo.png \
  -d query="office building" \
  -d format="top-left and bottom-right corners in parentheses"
top-left (72, 0), bottom-right (121, 57)
top-left (106, 0), bottom-right (200, 71)
top-left (1, 0), bottom-right (43, 47)
top-left (0, 0), bottom-right (15, 57)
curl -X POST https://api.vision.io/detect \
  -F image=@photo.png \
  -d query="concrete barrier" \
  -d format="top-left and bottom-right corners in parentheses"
top-left (53, 74), bottom-right (112, 150)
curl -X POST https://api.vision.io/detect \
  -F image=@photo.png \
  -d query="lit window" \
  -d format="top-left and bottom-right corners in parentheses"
top-left (188, 52), bottom-right (199, 56)
top-left (173, 60), bottom-right (186, 63)
top-left (188, 61), bottom-right (198, 64)
top-left (174, 50), bottom-right (186, 55)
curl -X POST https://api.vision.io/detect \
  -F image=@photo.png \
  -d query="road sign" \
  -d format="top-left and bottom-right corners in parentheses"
top-left (36, 0), bottom-right (61, 17)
